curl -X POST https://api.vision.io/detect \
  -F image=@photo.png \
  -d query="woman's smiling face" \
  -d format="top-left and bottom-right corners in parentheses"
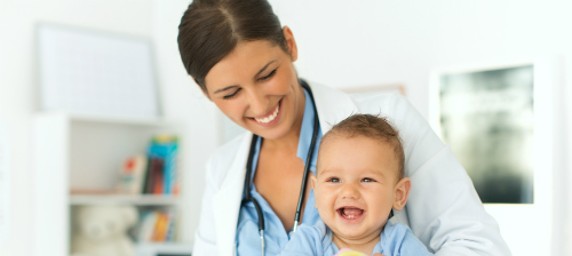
top-left (203, 28), bottom-right (305, 140)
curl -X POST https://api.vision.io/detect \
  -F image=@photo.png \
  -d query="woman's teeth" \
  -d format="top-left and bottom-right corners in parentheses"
top-left (255, 105), bottom-right (279, 124)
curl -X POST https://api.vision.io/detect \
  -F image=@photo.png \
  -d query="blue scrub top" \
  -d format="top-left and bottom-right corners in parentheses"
top-left (236, 88), bottom-right (323, 255)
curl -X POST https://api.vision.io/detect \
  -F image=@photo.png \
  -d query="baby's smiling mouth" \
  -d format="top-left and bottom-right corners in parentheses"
top-left (337, 206), bottom-right (364, 220)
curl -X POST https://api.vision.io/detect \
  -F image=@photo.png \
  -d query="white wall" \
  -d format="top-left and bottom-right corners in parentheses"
top-left (0, 1), bottom-right (155, 255)
top-left (1, 0), bottom-right (571, 255)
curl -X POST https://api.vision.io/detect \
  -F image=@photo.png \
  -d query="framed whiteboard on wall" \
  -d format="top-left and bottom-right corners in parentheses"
top-left (36, 24), bottom-right (160, 119)
top-left (429, 57), bottom-right (560, 255)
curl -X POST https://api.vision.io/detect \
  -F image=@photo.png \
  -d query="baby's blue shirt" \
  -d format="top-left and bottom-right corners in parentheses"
top-left (281, 219), bottom-right (434, 256)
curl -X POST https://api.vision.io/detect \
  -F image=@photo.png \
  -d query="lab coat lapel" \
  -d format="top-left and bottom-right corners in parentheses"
top-left (213, 133), bottom-right (252, 256)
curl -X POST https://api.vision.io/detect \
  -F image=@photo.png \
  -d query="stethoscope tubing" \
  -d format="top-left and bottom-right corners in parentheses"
top-left (292, 99), bottom-right (320, 232)
top-left (241, 81), bottom-right (319, 255)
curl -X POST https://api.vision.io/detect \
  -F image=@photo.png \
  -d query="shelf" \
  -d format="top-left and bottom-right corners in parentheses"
top-left (36, 111), bottom-right (178, 126)
top-left (33, 113), bottom-right (189, 256)
top-left (135, 242), bottom-right (193, 256)
top-left (70, 194), bottom-right (180, 206)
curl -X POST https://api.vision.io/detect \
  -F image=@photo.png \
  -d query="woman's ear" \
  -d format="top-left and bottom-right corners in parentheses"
top-left (282, 26), bottom-right (298, 61)
top-left (393, 177), bottom-right (411, 211)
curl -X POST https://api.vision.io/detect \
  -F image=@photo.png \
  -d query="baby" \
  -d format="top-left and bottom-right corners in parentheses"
top-left (281, 114), bottom-right (432, 255)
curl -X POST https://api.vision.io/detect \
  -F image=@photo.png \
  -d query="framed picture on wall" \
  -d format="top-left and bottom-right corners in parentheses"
top-left (342, 83), bottom-right (406, 98)
top-left (429, 58), bottom-right (560, 255)
top-left (433, 65), bottom-right (534, 204)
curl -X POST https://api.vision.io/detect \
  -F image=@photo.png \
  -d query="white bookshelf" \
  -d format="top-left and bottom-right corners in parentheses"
top-left (69, 194), bottom-right (181, 206)
top-left (33, 112), bottom-right (189, 256)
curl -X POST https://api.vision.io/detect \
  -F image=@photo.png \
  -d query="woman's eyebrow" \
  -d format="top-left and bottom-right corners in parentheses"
top-left (213, 59), bottom-right (279, 95)
top-left (213, 85), bottom-right (239, 95)
top-left (255, 60), bottom-right (277, 77)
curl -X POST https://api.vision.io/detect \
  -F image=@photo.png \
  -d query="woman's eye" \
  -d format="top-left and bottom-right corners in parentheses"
top-left (362, 177), bottom-right (376, 183)
top-left (258, 69), bottom-right (277, 81)
top-left (223, 89), bottom-right (240, 99)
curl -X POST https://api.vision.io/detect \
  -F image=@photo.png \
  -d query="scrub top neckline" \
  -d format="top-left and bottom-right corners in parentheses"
top-left (246, 86), bottom-right (322, 235)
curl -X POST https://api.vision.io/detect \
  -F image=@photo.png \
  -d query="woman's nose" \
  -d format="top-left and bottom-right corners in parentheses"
top-left (245, 88), bottom-right (268, 115)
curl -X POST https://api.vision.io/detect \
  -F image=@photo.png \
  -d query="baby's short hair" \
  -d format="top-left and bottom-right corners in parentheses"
top-left (321, 114), bottom-right (405, 178)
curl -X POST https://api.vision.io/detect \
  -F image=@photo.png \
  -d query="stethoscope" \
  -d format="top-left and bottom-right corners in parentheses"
top-left (241, 81), bottom-right (319, 256)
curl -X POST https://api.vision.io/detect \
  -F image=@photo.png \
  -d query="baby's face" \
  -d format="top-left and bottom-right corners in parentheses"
top-left (313, 135), bottom-right (405, 241)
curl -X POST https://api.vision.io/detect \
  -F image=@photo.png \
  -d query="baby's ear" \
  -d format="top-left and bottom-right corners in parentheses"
top-left (310, 174), bottom-right (317, 189)
top-left (393, 177), bottom-right (411, 211)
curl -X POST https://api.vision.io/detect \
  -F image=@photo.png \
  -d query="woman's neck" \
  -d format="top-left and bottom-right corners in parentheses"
top-left (332, 232), bottom-right (381, 255)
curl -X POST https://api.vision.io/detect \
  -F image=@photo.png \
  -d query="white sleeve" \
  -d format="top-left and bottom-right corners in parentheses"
top-left (191, 157), bottom-right (219, 256)
top-left (362, 93), bottom-right (511, 256)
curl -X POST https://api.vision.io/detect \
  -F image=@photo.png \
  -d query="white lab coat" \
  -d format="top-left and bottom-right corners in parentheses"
top-left (192, 82), bottom-right (511, 256)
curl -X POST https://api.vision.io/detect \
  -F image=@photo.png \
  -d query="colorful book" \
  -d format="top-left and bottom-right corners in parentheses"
top-left (117, 155), bottom-right (147, 195)
top-left (143, 157), bottom-right (164, 194)
top-left (152, 211), bottom-right (170, 241)
top-left (147, 135), bottom-right (179, 194)
top-left (137, 210), bottom-right (158, 242)
top-left (137, 209), bottom-right (175, 242)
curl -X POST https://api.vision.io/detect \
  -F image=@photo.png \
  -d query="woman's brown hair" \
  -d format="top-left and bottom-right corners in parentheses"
top-left (177, 0), bottom-right (288, 91)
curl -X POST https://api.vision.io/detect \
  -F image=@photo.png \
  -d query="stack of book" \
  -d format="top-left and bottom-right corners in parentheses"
top-left (117, 134), bottom-right (179, 195)
top-left (137, 208), bottom-right (176, 242)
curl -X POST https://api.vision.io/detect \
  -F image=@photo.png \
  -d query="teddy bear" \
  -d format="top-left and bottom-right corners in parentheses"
top-left (70, 205), bottom-right (138, 256)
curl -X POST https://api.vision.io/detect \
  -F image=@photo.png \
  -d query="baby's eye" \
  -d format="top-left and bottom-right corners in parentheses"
top-left (326, 177), bottom-right (340, 183)
top-left (223, 88), bottom-right (241, 100)
top-left (361, 177), bottom-right (376, 183)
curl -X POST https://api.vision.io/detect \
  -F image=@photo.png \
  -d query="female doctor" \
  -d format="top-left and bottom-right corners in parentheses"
top-left (177, 0), bottom-right (510, 255)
